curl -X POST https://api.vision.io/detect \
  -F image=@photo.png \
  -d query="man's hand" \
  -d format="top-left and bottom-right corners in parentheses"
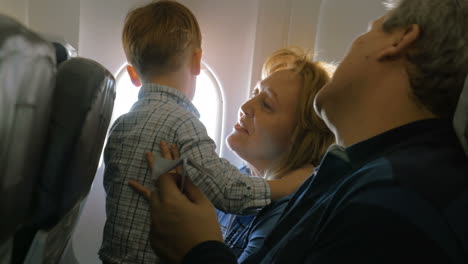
top-left (130, 173), bottom-right (223, 263)
top-left (149, 173), bottom-right (223, 263)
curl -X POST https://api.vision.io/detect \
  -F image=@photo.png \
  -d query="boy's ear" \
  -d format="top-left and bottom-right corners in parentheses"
top-left (191, 48), bottom-right (202, 76)
top-left (126, 65), bottom-right (142, 87)
top-left (378, 24), bottom-right (420, 61)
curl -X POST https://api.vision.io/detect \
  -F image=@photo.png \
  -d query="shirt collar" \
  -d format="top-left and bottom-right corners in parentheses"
top-left (291, 118), bottom-right (453, 209)
top-left (344, 118), bottom-right (452, 169)
top-left (138, 83), bottom-right (200, 117)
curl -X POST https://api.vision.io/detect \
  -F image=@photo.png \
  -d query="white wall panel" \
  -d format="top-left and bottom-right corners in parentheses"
top-left (249, 0), bottom-right (322, 89)
top-left (79, 0), bottom-right (148, 74)
top-left (179, 0), bottom-right (260, 166)
top-left (0, 0), bottom-right (28, 25)
top-left (315, 0), bottom-right (387, 62)
top-left (28, 0), bottom-right (80, 49)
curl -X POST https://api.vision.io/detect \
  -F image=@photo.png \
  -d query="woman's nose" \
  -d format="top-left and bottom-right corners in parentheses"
top-left (240, 99), bottom-right (254, 117)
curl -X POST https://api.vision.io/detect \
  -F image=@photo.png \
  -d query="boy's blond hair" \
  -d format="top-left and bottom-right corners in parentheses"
top-left (261, 48), bottom-right (335, 178)
top-left (122, 0), bottom-right (202, 79)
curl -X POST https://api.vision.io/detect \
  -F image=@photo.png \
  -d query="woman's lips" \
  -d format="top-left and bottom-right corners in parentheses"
top-left (234, 122), bottom-right (249, 134)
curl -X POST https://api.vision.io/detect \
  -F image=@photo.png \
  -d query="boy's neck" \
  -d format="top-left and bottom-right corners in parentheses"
top-left (145, 70), bottom-right (195, 100)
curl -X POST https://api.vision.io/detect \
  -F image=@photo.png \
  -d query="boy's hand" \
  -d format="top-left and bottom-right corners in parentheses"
top-left (129, 141), bottom-right (182, 200)
top-left (146, 141), bottom-right (183, 174)
top-left (268, 165), bottom-right (315, 200)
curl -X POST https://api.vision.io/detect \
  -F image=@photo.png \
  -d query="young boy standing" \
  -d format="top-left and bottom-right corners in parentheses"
top-left (99, 1), bottom-right (302, 263)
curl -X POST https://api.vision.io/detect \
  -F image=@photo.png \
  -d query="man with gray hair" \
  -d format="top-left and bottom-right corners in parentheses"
top-left (132, 0), bottom-right (468, 263)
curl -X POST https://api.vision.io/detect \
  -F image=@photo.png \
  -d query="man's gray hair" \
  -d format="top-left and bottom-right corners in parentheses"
top-left (383, 0), bottom-right (468, 117)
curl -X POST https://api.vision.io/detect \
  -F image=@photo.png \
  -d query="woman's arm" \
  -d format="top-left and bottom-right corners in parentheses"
top-left (268, 165), bottom-right (314, 200)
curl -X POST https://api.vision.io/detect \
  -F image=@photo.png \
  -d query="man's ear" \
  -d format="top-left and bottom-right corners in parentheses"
top-left (126, 65), bottom-right (142, 87)
top-left (378, 24), bottom-right (420, 60)
top-left (191, 48), bottom-right (202, 76)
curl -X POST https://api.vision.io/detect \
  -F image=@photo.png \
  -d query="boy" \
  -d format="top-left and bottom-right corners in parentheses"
top-left (99, 1), bottom-right (304, 263)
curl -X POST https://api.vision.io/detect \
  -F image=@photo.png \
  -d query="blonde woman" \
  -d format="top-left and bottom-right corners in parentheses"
top-left (217, 48), bottom-right (334, 262)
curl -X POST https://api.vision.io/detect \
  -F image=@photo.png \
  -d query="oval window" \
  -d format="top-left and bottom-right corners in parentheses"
top-left (112, 63), bottom-right (224, 152)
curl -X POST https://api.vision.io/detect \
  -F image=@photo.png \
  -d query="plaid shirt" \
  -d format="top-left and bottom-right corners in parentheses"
top-left (99, 84), bottom-right (270, 264)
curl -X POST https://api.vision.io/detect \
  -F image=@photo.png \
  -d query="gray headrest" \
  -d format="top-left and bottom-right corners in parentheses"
top-left (0, 15), bottom-right (55, 157)
top-left (454, 75), bottom-right (468, 157)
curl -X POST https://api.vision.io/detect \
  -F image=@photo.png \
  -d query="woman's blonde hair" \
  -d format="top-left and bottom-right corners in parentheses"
top-left (260, 47), bottom-right (335, 179)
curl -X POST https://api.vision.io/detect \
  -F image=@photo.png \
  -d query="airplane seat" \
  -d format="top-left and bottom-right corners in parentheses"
top-left (51, 42), bottom-right (70, 65)
top-left (12, 58), bottom-right (116, 264)
top-left (448, 74), bottom-right (468, 259)
top-left (40, 33), bottom-right (78, 66)
top-left (0, 14), bottom-right (56, 264)
top-left (41, 34), bottom-right (78, 59)
top-left (454, 74), bottom-right (468, 157)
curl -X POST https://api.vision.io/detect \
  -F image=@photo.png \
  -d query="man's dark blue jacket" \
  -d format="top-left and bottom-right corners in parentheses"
top-left (183, 119), bottom-right (468, 264)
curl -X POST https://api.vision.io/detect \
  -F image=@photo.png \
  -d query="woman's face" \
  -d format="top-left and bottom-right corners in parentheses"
top-left (227, 70), bottom-right (301, 173)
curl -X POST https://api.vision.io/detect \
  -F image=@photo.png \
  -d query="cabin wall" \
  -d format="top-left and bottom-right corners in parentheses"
top-left (0, 0), bottom-right (28, 25)
top-left (29, 0), bottom-right (81, 48)
top-left (78, 0), bottom-right (148, 75)
top-left (250, 0), bottom-right (323, 89)
top-left (178, 0), bottom-right (261, 165)
top-left (315, 0), bottom-right (387, 62)
top-left (0, 0), bottom-right (80, 48)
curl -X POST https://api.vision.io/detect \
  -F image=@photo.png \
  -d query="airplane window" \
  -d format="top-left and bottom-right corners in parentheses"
top-left (112, 64), bottom-right (224, 151)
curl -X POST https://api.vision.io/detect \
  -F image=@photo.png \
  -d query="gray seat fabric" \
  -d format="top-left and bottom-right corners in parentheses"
top-left (454, 75), bottom-right (468, 157)
top-left (14, 57), bottom-right (116, 264)
top-left (0, 14), bottom-right (56, 245)
top-left (451, 74), bottom-right (468, 259)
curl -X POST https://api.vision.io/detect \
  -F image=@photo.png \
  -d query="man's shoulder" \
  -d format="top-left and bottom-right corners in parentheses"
top-left (314, 200), bottom-right (454, 264)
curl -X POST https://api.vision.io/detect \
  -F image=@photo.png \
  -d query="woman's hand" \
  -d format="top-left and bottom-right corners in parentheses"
top-left (128, 141), bottom-right (223, 263)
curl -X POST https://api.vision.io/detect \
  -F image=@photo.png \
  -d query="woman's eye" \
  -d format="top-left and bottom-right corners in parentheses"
top-left (263, 100), bottom-right (272, 110)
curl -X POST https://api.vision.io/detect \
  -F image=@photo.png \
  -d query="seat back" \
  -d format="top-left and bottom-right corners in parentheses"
top-left (34, 57), bottom-right (116, 227)
top-left (448, 74), bottom-right (468, 259)
top-left (20, 57), bottom-right (116, 264)
top-left (444, 192), bottom-right (468, 261)
top-left (0, 14), bottom-right (56, 244)
top-left (454, 75), bottom-right (468, 156)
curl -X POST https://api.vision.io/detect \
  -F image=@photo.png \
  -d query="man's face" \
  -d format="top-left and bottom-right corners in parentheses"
top-left (314, 15), bottom-right (392, 126)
